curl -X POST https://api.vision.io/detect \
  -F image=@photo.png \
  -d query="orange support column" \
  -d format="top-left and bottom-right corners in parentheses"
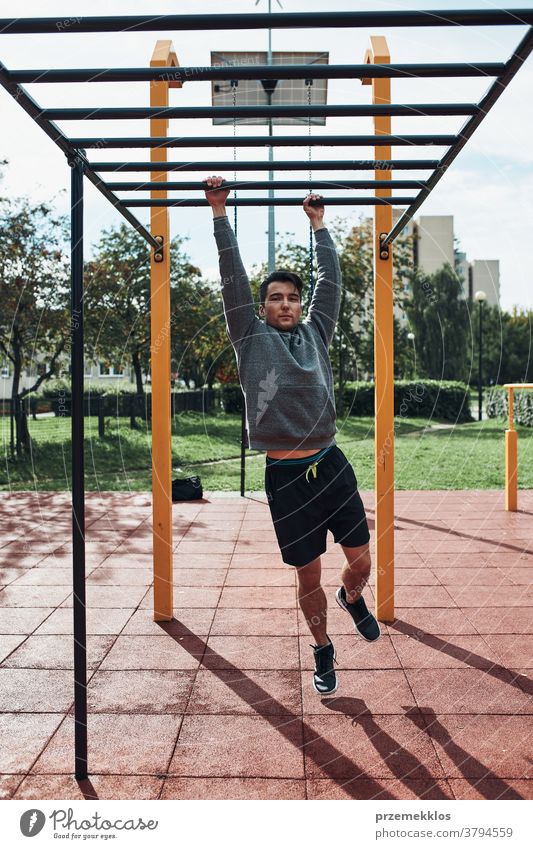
top-left (363, 37), bottom-right (395, 622)
top-left (505, 387), bottom-right (517, 512)
top-left (150, 42), bottom-right (180, 621)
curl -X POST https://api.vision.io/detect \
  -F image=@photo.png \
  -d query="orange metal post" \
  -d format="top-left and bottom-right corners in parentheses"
top-left (363, 37), bottom-right (394, 622)
top-left (150, 42), bottom-right (181, 621)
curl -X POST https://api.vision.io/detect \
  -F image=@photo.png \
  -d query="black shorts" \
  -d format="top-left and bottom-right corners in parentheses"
top-left (264, 445), bottom-right (370, 567)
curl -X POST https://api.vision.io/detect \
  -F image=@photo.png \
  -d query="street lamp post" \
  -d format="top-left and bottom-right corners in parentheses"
top-left (407, 331), bottom-right (416, 379)
top-left (475, 290), bottom-right (487, 421)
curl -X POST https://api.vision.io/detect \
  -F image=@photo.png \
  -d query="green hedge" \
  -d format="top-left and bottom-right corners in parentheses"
top-left (486, 387), bottom-right (533, 427)
top-left (220, 384), bottom-right (244, 413)
top-left (340, 380), bottom-right (472, 422)
top-left (220, 380), bottom-right (472, 422)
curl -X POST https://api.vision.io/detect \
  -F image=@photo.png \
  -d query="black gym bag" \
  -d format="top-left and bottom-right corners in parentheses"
top-left (171, 475), bottom-right (203, 501)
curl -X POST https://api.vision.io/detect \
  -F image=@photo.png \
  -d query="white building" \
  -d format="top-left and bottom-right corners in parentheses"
top-left (470, 259), bottom-right (500, 308)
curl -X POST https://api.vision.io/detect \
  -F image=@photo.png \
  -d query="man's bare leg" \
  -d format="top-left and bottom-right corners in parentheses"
top-left (340, 542), bottom-right (372, 603)
top-left (296, 557), bottom-right (329, 645)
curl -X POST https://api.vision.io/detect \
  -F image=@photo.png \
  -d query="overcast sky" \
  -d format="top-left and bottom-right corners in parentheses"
top-left (0, 0), bottom-right (532, 311)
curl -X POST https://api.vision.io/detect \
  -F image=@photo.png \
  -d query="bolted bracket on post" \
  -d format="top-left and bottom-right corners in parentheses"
top-left (153, 235), bottom-right (164, 263)
top-left (379, 233), bottom-right (390, 261)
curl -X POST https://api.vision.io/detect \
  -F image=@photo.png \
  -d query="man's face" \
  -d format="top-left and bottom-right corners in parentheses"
top-left (260, 281), bottom-right (302, 330)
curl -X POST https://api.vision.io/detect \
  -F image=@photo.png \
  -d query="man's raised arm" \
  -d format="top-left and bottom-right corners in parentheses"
top-left (303, 193), bottom-right (342, 349)
top-left (204, 176), bottom-right (258, 351)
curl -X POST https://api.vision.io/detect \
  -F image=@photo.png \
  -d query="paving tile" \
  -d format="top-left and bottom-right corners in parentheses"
top-left (0, 668), bottom-right (74, 712)
top-left (210, 607), bottom-right (298, 637)
top-left (0, 775), bottom-right (23, 799)
top-left (140, 586), bottom-right (221, 609)
top-left (161, 777), bottom-right (305, 799)
top-left (203, 635), bottom-right (300, 670)
top-left (406, 668), bottom-right (533, 714)
top-left (11, 567), bottom-right (89, 586)
top-left (13, 774), bottom-right (164, 800)
top-left (0, 586), bottom-right (72, 607)
top-left (505, 567), bottom-right (533, 585)
top-left (392, 586), bottom-right (455, 608)
top-left (448, 778), bottom-right (533, 800)
top-left (301, 669), bottom-right (414, 715)
top-left (446, 585), bottom-right (533, 607)
top-left (390, 634), bottom-right (503, 669)
top-left (32, 714), bottom-right (180, 775)
top-left (35, 607), bottom-right (133, 636)
top-left (99, 635), bottom-right (203, 670)
top-left (0, 607), bottom-right (55, 635)
top-left (86, 567), bottom-right (153, 586)
top-left (168, 715), bottom-right (304, 778)
top-left (423, 714), bottom-right (533, 779)
top-left (0, 568), bottom-right (28, 584)
top-left (0, 713), bottom-right (65, 773)
top-left (225, 568), bottom-right (295, 587)
top-left (218, 586), bottom-right (296, 609)
top-left (60, 585), bottom-right (148, 608)
top-left (0, 634), bottom-right (26, 662)
top-left (481, 635), bottom-right (533, 668)
top-left (177, 540), bottom-right (236, 555)
top-left (431, 567), bottom-right (512, 586)
top-left (302, 714), bottom-right (444, 781)
top-left (386, 568), bottom-right (440, 586)
top-left (86, 670), bottom-right (196, 713)
top-left (299, 634), bottom-right (400, 670)
top-left (2, 634), bottom-right (114, 669)
top-left (172, 553), bottom-right (232, 568)
top-left (306, 777), bottom-right (452, 800)
top-left (465, 607), bottom-right (533, 634)
top-left (186, 668), bottom-right (301, 715)
top-left (388, 609), bottom-right (480, 636)
top-left (122, 608), bottom-right (215, 637)
top-left (229, 553), bottom-right (286, 569)
top-left (172, 568), bottom-right (227, 587)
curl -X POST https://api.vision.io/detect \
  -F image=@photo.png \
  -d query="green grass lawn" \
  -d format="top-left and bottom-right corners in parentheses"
top-left (1, 411), bottom-right (532, 491)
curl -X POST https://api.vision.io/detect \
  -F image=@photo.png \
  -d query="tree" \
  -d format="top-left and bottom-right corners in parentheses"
top-left (469, 303), bottom-right (533, 386)
top-left (84, 225), bottom-right (203, 393)
top-left (405, 263), bottom-right (469, 380)
top-left (0, 197), bottom-right (69, 454)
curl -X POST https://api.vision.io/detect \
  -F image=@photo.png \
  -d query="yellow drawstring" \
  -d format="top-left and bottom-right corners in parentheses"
top-left (305, 457), bottom-right (324, 482)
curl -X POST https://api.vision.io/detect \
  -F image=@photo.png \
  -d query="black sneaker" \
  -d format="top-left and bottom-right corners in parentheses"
top-left (335, 586), bottom-right (381, 642)
top-left (311, 639), bottom-right (338, 696)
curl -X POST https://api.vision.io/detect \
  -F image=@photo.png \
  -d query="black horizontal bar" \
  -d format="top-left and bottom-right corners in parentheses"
top-left (71, 134), bottom-right (457, 149)
top-left (0, 59), bottom-right (159, 251)
top-left (6, 63), bottom-right (507, 84)
top-left (107, 179), bottom-right (427, 191)
top-left (43, 103), bottom-right (479, 120)
top-left (123, 196), bottom-right (419, 208)
top-left (2, 10), bottom-right (532, 34)
top-left (385, 25), bottom-right (533, 245)
top-left (92, 159), bottom-right (442, 172)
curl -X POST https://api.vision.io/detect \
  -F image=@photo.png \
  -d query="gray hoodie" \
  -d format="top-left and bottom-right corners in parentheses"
top-left (214, 214), bottom-right (341, 450)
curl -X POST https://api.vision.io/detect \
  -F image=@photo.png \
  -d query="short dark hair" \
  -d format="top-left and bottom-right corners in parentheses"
top-left (259, 270), bottom-right (303, 305)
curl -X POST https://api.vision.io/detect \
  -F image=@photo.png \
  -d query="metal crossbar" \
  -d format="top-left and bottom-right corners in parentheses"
top-left (5, 63), bottom-right (508, 83)
top-left (69, 134), bottom-right (458, 149)
top-left (1, 9), bottom-right (532, 32)
top-left (91, 159), bottom-right (442, 172)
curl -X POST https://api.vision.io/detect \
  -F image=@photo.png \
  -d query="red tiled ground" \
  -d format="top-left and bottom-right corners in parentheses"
top-left (0, 489), bottom-right (532, 801)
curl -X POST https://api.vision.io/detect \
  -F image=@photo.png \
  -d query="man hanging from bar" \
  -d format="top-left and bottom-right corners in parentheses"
top-left (204, 176), bottom-right (380, 697)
